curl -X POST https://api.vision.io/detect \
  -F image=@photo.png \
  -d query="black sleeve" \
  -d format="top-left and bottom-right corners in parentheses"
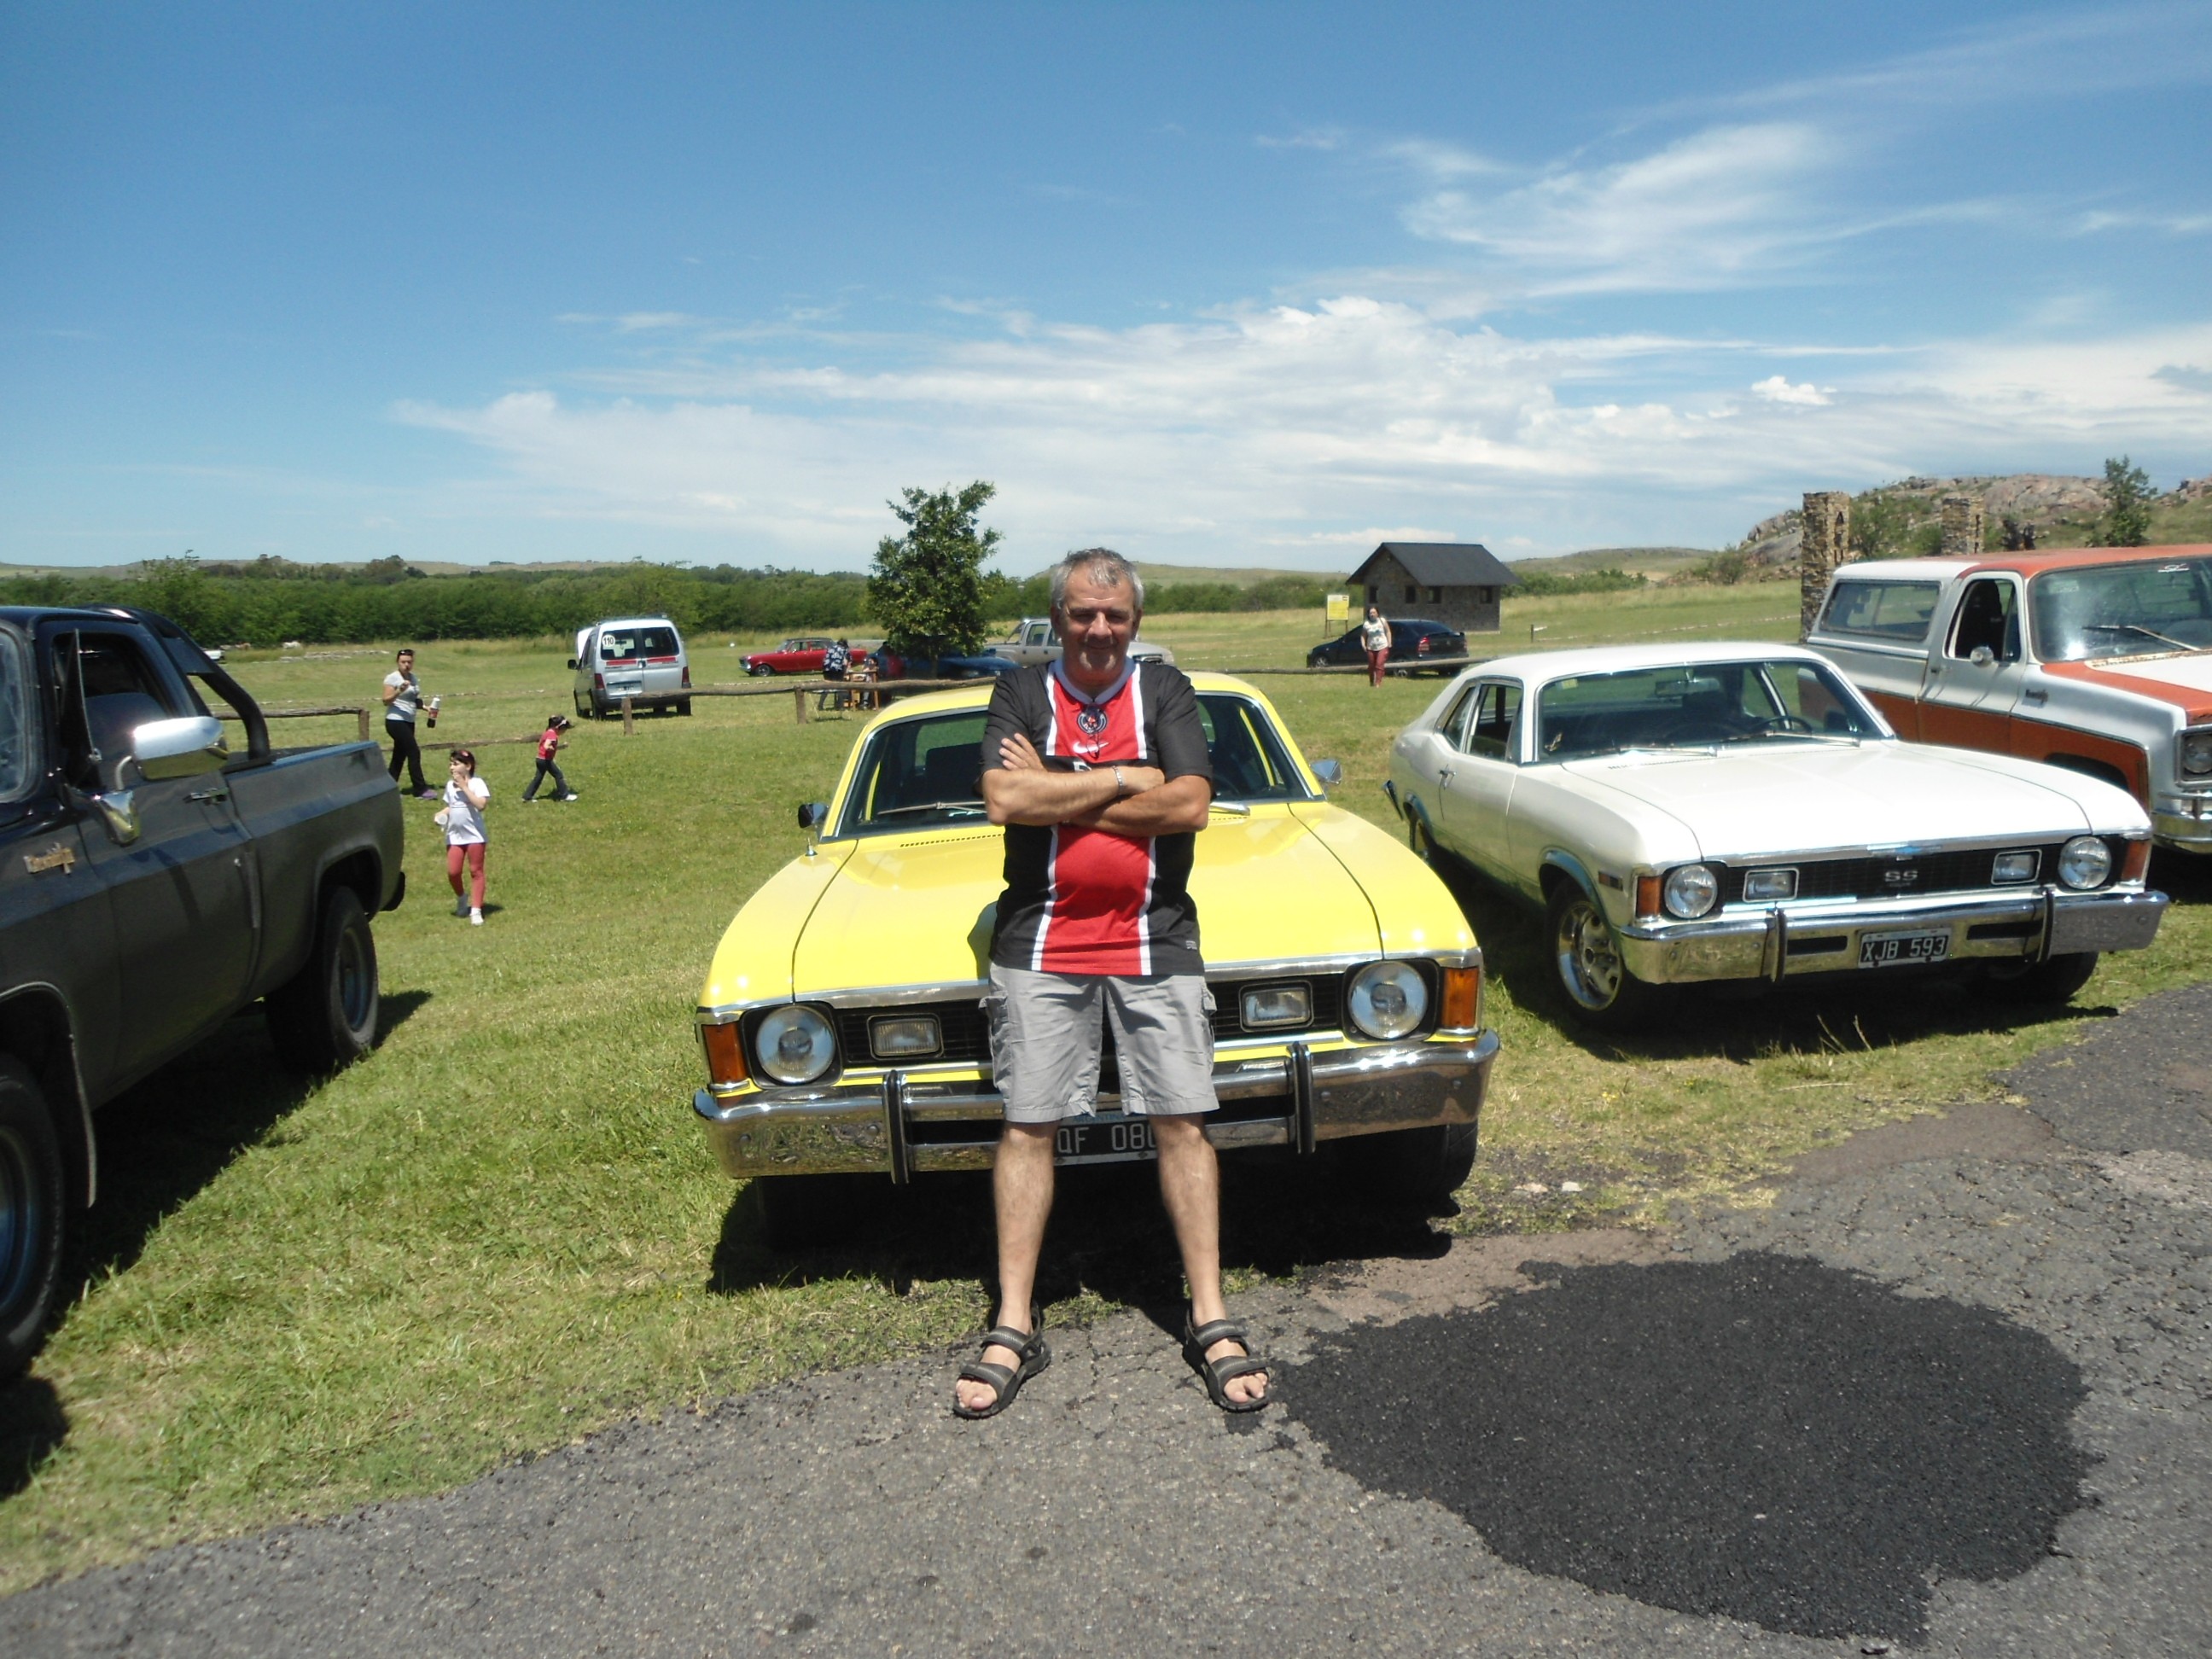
top-left (980, 670), bottom-right (1045, 772)
top-left (1148, 668), bottom-right (1214, 785)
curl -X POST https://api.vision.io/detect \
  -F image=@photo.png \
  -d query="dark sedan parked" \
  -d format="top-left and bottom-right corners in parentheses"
top-left (1307, 618), bottom-right (1469, 675)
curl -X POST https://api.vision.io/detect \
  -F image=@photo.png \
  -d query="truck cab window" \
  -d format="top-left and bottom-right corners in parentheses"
top-left (1948, 579), bottom-right (2019, 661)
top-left (0, 630), bottom-right (36, 801)
top-left (54, 632), bottom-right (183, 792)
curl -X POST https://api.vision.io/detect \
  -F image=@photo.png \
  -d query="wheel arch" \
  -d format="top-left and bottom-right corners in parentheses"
top-left (2043, 752), bottom-right (2133, 794)
top-left (0, 986), bottom-right (95, 1208)
top-left (1538, 851), bottom-right (1602, 907)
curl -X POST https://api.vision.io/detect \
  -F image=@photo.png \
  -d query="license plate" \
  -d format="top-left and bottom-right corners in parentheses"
top-left (1054, 1115), bottom-right (1157, 1165)
top-left (1859, 928), bottom-right (1950, 968)
top-left (605, 679), bottom-right (644, 697)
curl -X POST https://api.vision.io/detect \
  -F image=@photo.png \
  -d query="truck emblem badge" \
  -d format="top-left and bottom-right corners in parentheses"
top-left (22, 842), bottom-right (76, 876)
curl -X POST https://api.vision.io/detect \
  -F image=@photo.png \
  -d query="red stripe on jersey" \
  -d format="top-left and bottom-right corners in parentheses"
top-left (1033, 664), bottom-right (1159, 975)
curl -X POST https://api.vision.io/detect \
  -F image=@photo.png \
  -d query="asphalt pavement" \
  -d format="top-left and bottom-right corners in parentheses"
top-left (10, 984), bottom-right (2212, 1656)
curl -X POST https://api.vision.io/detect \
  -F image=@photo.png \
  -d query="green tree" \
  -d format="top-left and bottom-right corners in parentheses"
top-left (866, 481), bottom-right (1002, 658)
top-left (1848, 491), bottom-right (1916, 562)
top-left (2101, 455), bottom-right (2153, 546)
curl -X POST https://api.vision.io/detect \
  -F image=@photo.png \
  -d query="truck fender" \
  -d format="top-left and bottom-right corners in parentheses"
top-left (0, 984), bottom-right (96, 1208)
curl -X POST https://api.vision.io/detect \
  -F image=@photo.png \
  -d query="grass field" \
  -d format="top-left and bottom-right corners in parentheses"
top-left (2, 587), bottom-right (2205, 1591)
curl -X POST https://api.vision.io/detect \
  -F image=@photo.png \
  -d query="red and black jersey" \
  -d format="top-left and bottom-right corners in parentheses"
top-left (981, 661), bottom-right (1214, 976)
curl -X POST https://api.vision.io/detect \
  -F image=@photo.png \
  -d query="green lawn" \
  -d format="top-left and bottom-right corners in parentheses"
top-left (2, 595), bottom-right (2203, 1590)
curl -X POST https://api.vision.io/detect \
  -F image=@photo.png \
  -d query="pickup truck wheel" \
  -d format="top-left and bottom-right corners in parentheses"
top-left (0, 1059), bottom-right (66, 1381)
top-left (1979, 952), bottom-right (2099, 1005)
top-left (1547, 883), bottom-right (1662, 1028)
top-left (1346, 1121), bottom-right (1478, 1206)
top-left (750, 1173), bottom-right (885, 1251)
top-left (266, 887), bottom-right (381, 1073)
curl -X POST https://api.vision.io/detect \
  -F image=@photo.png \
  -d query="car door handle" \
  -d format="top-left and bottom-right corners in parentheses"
top-left (185, 787), bottom-right (229, 804)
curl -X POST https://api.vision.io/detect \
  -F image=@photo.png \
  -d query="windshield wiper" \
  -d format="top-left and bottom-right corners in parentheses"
top-left (2081, 622), bottom-right (2204, 653)
top-left (871, 800), bottom-right (986, 819)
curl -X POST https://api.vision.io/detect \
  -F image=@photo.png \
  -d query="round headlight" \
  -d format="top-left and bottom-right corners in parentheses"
top-left (2057, 835), bottom-right (2112, 890)
top-left (1662, 864), bottom-right (1720, 919)
top-left (754, 1004), bottom-right (837, 1085)
top-left (2182, 731), bottom-right (2212, 777)
top-left (1346, 961), bottom-right (1429, 1041)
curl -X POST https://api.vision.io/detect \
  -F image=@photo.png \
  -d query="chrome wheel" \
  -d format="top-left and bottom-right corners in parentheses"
top-left (1552, 891), bottom-right (1626, 1011)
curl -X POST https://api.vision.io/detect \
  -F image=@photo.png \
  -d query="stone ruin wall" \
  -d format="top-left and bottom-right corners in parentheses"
top-left (1940, 494), bottom-right (1986, 558)
top-left (1799, 491), bottom-right (1850, 637)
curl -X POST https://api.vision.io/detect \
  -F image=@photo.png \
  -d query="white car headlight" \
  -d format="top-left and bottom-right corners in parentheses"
top-left (1662, 864), bottom-right (1720, 919)
top-left (2057, 835), bottom-right (2112, 890)
top-left (2181, 731), bottom-right (2212, 777)
top-left (754, 1004), bottom-right (837, 1085)
top-left (1346, 961), bottom-right (1429, 1040)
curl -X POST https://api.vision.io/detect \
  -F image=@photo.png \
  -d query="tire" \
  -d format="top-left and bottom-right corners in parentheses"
top-left (573, 692), bottom-right (592, 723)
top-left (1345, 1121), bottom-right (1479, 1206)
top-left (748, 664), bottom-right (773, 678)
top-left (1546, 881), bottom-right (1663, 1029)
top-left (1978, 952), bottom-right (2099, 1006)
top-left (266, 886), bottom-right (381, 1073)
top-left (751, 1173), bottom-right (888, 1252)
top-left (677, 698), bottom-right (693, 717)
top-left (0, 1058), bottom-right (67, 1382)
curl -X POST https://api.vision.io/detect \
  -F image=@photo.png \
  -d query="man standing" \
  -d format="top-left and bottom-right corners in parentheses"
top-left (382, 648), bottom-right (435, 797)
top-left (1360, 604), bottom-right (1393, 687)
top-left (952, 548), bottom-right (1271, 1418)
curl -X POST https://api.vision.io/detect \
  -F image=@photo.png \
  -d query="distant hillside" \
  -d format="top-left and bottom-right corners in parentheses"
top-left (1507, 545), bottom-right (1712, 582)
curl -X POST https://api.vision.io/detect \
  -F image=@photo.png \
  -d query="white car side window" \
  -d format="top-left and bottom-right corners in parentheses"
top-left (1464, 684), bottom-right (1522, 761)
top-left (1435, 686), bottom-right (1480, 748)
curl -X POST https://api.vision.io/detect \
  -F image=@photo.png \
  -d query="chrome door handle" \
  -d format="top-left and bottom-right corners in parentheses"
top-left (186, 787), bottom-right (229, 804)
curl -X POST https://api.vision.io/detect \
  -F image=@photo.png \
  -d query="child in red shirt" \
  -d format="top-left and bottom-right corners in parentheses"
top-left (521, 714), bottom-right (579, 802)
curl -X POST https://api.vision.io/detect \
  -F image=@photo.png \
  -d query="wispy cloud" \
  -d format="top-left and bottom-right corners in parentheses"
top-left (1752, 375), bottom-right (1832, 406)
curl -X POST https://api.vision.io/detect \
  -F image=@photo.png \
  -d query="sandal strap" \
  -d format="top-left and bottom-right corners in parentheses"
top-left (981, 1325), bottom-right (1040, 1359)
top-left (958, 1359), bottom-right (1015, 1393)
top-left (1205, 1353), bottom-right (1268, 1384)
top-left (1186, 1318), bottom-right (1249, 1354)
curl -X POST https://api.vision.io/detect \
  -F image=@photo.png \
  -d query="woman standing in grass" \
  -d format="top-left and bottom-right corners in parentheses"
top-left (438, 748), bottom-right (492, 925)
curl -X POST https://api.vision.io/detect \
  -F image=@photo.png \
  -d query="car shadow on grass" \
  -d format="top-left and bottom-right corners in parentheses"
top-left (707, 1150), bottom-right (1456, 1342)
top-left (0, 990), bottom-right (428, 1497)
top-left (1427, 852), bottom-right (2116, 1065)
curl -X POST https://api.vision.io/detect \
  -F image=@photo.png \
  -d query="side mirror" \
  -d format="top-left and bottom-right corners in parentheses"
top-left (1969, 644), bottom-right (1996, 668)
top-left (1311, 758), bottom-right (1344, 789)
top-left (798, 800), bottom-right (830, 856)
top-left (131, 715), bottom-right (229, 782)
top-left (566, 657), bottom-right (579, 671)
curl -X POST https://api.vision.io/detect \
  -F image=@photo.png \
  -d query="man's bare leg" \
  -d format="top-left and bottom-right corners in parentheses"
top-left (1153, 1115), bottom-right (1268, 1405)
top-left (954, 1121), bottom-right (1057, 1413)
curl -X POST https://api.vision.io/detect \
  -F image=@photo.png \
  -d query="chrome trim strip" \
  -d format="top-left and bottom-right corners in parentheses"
top-left (883, 1069), bottom-right (910, 1185)
top-left (1292, 1041), bottom-right (1318, 1156)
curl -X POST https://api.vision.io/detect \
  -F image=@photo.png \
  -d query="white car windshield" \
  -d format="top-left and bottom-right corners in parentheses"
top-left (2031, 558), bottom-right (2212, 661)
top-left (1536, 659), bottom-right (1880, 760)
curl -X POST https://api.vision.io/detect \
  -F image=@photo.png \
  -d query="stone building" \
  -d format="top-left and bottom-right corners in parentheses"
top-left (1347, 542), bottom-right (1520, 633)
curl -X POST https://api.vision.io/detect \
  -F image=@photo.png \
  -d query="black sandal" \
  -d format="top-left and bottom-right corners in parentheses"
top-left (1183, 1311), bottom-right (1272, 1413)
top-left (952, 1311), bottom-right (1051, 1420)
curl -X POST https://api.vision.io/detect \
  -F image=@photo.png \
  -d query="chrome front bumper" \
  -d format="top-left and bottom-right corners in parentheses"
top-left (2152, 795), bottom-right (2212, 852)
top-left (1615, 886), bottom-right (2168, 987)
top-left (692, 1031), bottom-right (1499, 1180)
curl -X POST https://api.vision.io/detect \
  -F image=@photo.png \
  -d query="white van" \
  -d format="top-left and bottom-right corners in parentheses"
top-left (569, 616), bottom-right (691, 719)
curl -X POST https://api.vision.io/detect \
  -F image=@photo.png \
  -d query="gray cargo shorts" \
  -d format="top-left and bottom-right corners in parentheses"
top-left (986, 964), bottom-right (1219, 1123)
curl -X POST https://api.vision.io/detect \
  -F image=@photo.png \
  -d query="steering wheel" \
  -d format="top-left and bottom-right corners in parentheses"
top-left (1755, 714), bottom-right (1815, 734)
top-left (1659, 719), bottom-right (1740, 743)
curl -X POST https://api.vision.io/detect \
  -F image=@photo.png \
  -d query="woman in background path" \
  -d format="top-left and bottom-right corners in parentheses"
top-left (439, 748), bottom-right (492, 925)
top-left (1360, 605), bottom-right (1392, 687)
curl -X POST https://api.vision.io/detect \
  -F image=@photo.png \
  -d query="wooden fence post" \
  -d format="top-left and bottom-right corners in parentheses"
top-left (356, 708), bottom-right (371, 742)
top-left (621, 696), bottom-right (635, 735)
top-left (793, 688), bottom-right (807, 725)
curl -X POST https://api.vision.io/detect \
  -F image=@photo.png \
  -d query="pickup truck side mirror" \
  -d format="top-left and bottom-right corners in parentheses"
top-left (131, 715), bottom-right (230, 782)
top-left (1969, 644), bottom-right (1996, 668)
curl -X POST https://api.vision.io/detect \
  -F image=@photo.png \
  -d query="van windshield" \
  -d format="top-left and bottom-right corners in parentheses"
top-left (2031, 558), bottom-right (2212, 661)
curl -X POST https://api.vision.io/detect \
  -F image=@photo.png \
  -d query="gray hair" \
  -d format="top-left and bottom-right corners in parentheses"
top-left (1048, 547), bottom-right (1144, 615)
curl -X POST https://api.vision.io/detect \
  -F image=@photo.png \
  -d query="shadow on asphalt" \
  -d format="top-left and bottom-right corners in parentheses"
top-left (708, 1149), bottom-right (1454, 1334)
top-left (1426, 852), bottom-right (2121, 1063)
top-left (1284, 1251), bottom-right (2093, 1644)
top-left (0, 991), bottom-right (432, 1497)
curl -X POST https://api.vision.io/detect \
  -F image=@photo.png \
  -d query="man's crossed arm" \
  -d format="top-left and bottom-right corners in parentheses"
top-left (982, 732), bottom-right (1212, 834)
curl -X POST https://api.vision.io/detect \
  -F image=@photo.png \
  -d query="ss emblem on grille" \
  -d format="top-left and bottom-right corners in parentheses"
top-left (1883, 867), bottom-right (1920, 887)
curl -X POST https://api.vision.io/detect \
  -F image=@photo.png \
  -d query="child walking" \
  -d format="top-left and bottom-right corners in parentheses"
top-left (521, 713), bottom-right (579, 802)
top-left (437, 748), bottom-right (492, 925)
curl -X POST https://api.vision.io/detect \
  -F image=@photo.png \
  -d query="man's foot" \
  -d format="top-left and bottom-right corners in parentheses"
top-left (952, 1314), bottom-right (1049, 1418)
top-left (1183, 1312), bottom-right (1271, 1412)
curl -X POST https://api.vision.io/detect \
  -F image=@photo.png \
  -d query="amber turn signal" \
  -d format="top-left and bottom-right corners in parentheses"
top-left (700, 1021), bottom-right (748, 1088)
top-left (2122, 838), bottom-right (2151, 882)
top-left (1634, 875), bottom-right (1662, 919)
top-left (1440, 966), bottom-right (1481, 1031)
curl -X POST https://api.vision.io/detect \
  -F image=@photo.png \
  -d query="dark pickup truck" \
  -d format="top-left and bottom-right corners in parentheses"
top-left (0, 607), bottom-right (405, 1377)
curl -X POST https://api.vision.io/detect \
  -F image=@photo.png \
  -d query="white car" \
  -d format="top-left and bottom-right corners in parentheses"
top-left (1385, 642), bottom-right (2169, 1027)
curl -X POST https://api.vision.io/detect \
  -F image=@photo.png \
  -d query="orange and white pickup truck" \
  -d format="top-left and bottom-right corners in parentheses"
top-left (1806, 546), bottom-right (2212, 853)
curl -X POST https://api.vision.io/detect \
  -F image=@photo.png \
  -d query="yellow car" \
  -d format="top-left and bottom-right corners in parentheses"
top-left (691, 672), bottom-right (1499, 1245)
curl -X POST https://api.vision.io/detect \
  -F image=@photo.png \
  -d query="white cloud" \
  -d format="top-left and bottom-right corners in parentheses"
top-left (395, 304), bottom-right (2212, 567)
top-left (1752, 375), bottom-right (1832, 406)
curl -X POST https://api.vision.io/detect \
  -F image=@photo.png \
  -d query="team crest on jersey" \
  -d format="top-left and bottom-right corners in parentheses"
top-left (1075, 702), bottom-right (1109, 737)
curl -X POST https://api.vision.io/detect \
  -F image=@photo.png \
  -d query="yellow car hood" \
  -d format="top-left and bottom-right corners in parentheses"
top-left (773, 806), bottom-right (1388, 996)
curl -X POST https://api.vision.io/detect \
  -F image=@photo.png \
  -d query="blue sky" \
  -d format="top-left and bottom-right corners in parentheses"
top-left (4, 2), bottom-right (2209, 573)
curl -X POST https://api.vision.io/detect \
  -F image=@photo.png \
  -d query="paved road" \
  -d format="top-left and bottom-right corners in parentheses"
top-left (12, 986), bottom-right (2212, 1656)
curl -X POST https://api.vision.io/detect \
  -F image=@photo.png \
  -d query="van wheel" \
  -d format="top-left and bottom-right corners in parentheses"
top-left (1345, 1121), bottom-right (1479, 1207)
top-left (677, 698), bottom-right (693, 717)
top-left (1979, 952), bottom-right (2099, 1006)
top-left (1547, 882), bottom-right (1662, 1029)
top-left (573, 693), bottom-right (593, 723)
top-left (266, 887), bottom-right (381, 1073)
top-left (0, 1058), bottom-right (66, 1381)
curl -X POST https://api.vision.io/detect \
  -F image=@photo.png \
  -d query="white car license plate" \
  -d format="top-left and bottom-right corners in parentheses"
top-left (1859, 928), bottom-right (1950, 968)
top-left (1054, 1115), bottom-right (1157, 1165)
